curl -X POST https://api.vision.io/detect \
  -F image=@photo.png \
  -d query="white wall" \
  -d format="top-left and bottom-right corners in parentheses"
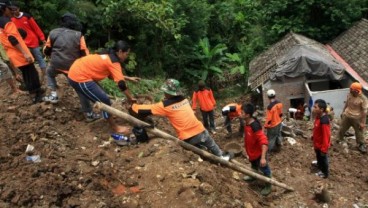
top-left (305, 82), bottom-right (349, 117)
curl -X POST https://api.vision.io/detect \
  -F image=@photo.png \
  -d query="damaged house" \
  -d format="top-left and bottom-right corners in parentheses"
top-left (248, 19), bottom-right (368, 117)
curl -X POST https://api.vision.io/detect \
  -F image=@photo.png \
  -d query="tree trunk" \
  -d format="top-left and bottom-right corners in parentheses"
top-left (94, 102), bottom-right (294, 191)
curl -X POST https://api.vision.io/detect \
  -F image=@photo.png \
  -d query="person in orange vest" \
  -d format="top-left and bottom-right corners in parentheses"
top-left (222, 102), bottom-right (244, 138)
top-left (264, 89), bottom-right (283, 152)
top-left (131, 79), bottom-right (230, 161)
top-left (192, 80), bottom-right (217, 134)
top-left (68, 40), bottom-right (140, 133)
top-left (0, 1), bottom-right (43, 103)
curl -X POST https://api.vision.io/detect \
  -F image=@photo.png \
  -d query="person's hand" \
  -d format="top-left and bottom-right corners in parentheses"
top-left (129, 97), bottom-right (137, 104)
top-left (15, 73), bottom-right (22, 81)
top-left (128, 77), bottom-right (141, 83)
top-left (359, 122), bottom-right (366, 130)
top-left (260, 158), bottom-right (267, 167)
top-left (23, 53), bottom-right (32, 63)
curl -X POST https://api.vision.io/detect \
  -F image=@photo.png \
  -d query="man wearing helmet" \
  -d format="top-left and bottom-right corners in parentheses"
top-left (265, 89), bottom-right (283, 152)
top-left (337, 82), bottom-right (368, 153)
top-left (131, 79), bottom-right (231, 161)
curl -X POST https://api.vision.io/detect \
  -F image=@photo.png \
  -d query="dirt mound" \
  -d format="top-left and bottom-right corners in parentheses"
top-left (0, 77), bottom-right (368, 207)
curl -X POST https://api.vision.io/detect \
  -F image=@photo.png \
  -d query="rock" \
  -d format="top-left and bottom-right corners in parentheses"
top-left (285, 137), bottom-right (297, 145)
top-left (126, 178), bottom-right (138, 187)
top-left (315, 187), bottom-right (331, 203)
top-left (91, 161), bottom-right (100, 167)
top-left (6, 106), bottom-right (17, 113)
top-left (232, 171), bottom-right (240, 180)
top-left (244, 202), bottom-right (253, 208)
top-left (199, 182), bottom-right (214, 194)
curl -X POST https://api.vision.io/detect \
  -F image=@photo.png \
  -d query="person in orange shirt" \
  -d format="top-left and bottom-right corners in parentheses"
top-left (131, 79), bottom-right (230, 161)
top-left (68, 40), bottom-right (140, 133)
top-left (222, 103), bottom-right (245, 138)
top-left (264, 89), bottom-right (283, 152)
top-left (192, 80), bottom-right (217, 134)
top-left (0, 1), bottom-right (43, 103)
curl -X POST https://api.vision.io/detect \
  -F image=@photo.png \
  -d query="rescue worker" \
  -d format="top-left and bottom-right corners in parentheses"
top-left (264, 89), bottom-right (283, 152)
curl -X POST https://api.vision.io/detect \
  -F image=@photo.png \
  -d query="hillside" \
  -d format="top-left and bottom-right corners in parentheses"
top-left (0, 76), bottom-right (368, 208)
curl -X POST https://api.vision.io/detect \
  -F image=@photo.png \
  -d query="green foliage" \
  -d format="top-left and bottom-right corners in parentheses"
top-left (188, 37), bottom-right (229, 81)
top-left (99, 78), bottom-right (165, 102)
top-left (23, 0), bottom-right (366, 93)
top-left (260, 0), bottom-right (366, 42)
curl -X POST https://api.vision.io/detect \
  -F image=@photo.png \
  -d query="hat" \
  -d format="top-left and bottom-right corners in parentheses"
top-left (0, 0), bottom-right (13, 8)
top-left (161, 79), bottom-right (182, 96)
top-left (7, 1), bottom-right (18, 9)
top-left (350, 82), bottom-right (362, 94)
top-left (267, 89), bottom-right (276, 98)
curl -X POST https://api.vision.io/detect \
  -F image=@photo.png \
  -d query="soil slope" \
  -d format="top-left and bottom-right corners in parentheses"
top-left (0, 77), bottom-right (368, 208)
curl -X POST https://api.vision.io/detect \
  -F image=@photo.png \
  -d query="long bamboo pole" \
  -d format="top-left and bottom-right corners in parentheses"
top-left (95, 102), bottom-right (294, 191)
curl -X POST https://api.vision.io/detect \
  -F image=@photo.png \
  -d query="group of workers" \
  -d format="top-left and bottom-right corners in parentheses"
top-left (0, 0), bottom-right (367, 198)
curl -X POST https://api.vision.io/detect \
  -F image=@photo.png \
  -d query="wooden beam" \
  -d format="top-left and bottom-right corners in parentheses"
top-left (94, 102), bottom-right (294, 191)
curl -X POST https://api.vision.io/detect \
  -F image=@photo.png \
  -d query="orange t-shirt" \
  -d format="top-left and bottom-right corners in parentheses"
top-left (264, 100), bottom-right (283, 128)
top-left (0, 19), bottom-right (34, 67)
top-left (225, 103), bottom-right (242, 119)
top-left (132, 97), bottom-right (205, 140)
top-left (68, 54), bottom-right (125, 83)
top-left (192, 88), bottom-right (216, 112)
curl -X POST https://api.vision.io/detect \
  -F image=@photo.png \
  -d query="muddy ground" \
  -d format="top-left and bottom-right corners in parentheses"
top-left (0, 76), bottom-right (368, 208)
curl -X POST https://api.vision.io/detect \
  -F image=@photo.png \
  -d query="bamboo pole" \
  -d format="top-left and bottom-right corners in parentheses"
top-left (95, 102), bottom-right (294, 191)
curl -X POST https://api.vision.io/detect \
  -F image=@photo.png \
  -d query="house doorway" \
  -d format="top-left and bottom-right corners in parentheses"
top-left (290, 98), bottom-right (305, 120)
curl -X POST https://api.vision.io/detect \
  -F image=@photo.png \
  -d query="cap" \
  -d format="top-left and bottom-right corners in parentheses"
top-left (7, 0), bottom-right (18, 9)
top-left (350, 82), bottom-right (362, 94)
top-left (0, 0), bottom-right (12, 8)
top-left (161, 79), bottom-right (182, 96)
top-left (267, 89), bottom-right (276, 98)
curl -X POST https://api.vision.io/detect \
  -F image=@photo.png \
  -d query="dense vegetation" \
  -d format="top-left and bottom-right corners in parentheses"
top-left (22, 0), bottom-right (367, 88)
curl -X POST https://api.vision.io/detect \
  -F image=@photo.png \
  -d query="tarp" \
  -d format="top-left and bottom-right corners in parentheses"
top-left (270, 45), bottom-right (345, 80)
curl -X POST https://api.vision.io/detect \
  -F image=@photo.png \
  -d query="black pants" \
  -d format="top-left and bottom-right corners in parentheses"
top-left (315, 149), bottom-right (329, 177)
top-left (19, 64), bottom-right (41, 93)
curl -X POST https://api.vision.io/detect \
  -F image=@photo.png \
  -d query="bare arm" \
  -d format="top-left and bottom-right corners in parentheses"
top-left (125, 76), bottom-right (141, 83)
top-left (260, 144), bottom-right (268, 167)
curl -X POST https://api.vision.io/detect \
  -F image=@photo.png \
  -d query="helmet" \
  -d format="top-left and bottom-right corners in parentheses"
top-left (267, 89), bottom-right (276, 98)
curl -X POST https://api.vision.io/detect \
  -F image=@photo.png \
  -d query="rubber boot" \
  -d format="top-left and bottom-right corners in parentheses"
top-left (260, 175), bottom-right (272, 196)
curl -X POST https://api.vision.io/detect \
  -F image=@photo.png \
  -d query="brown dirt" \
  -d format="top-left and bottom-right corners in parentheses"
top-left (1, 77), bottom-right (368, 208)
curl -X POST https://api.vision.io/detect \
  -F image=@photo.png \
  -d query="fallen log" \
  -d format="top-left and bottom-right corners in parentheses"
top-left (95, 102), bottom-right (294, 192)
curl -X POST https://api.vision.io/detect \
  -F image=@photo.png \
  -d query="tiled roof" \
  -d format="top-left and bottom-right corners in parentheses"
top-left (248, 32), bottom-right (338, 89)
top-left (330, 19), bottom-right (368, 84)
